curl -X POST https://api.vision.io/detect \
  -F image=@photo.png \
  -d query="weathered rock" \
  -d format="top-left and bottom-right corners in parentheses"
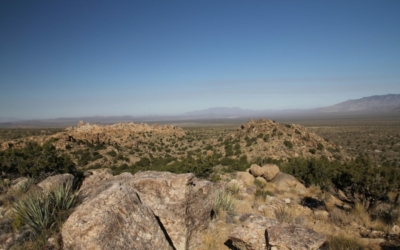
top-left (79, 168), bottom-right (114, 200)
top-left (236, 171), bottom-right (255, 187)
top-left (269, 172), bottom-right (306, 195)
top-left (8, 177), bottom-right (29, 192)
top-left (249, 164), bottom-right (263, 177)
top-left (230, 214), bottom-right (278, 250)
top-left (268, 224), bottom-right (326, 250)
top-left (261, 164), bottom-right (280, 181)
top-left (37, 173), bottom-right (74, 192)
top-left (128, 171), bottom-right (214, 250)
top-left (229, 214), bottom-right (325, 250)
top-left (62, 180), bottom-right (174, 250)
top-left (390, 225), bottom-right (400, 234)
top-left (249, 164), bottom-right (280, 181)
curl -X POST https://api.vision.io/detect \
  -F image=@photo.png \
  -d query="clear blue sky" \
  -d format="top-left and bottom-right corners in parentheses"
top-left (1, 0), bottom-right (399, 119)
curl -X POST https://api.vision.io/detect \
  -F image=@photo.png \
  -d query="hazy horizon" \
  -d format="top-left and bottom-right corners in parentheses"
top-left (1, 1), bottom-right (400, 119)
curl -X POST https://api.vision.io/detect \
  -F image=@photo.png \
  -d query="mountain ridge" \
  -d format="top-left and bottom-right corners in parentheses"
top-left (1, 94), bottom-right (399, 127)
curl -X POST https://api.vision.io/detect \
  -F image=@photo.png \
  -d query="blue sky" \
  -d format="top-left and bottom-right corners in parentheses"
top-left (1, 1), bottom-right (399, 119)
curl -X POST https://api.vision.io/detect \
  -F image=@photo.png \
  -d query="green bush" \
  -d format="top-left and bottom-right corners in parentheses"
top-left (284, 140), bottom-right (293, 149)
top-left (0, 142), bottom-right (76, 181)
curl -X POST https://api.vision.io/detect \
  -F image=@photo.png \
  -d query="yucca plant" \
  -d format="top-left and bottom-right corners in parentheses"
top-left (13, 192), bottom-right (54, 235)
top-left (50, 180), bottom-right (78, 211)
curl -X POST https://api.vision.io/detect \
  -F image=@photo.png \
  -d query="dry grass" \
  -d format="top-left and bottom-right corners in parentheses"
top-left (352, 202), bottom-right (371, 226)
top-left (274, 205), bottom-right (295, 224)
top-left (327, 234), bottom-right (364, 250)
top-left (330, 208), bottom-right (353, 226)
top-left (213, 189), bottom-right (236, 218)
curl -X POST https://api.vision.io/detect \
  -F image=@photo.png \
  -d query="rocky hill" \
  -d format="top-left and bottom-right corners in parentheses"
top-left (1, 119), bottom-right (348, 172)
top-left (228, 119), bottom-right (347, 162)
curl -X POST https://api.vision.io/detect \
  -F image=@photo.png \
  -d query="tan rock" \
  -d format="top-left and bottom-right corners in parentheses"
top-left (229, 214), bottom-right (326, 250)
top-left (37, 173), bottom-right (74, 192)
top-left (62, 180), bottom-right (173, 250)
top-left (268, 224), bottom-right (326, 250)
top-left (269, 172), bottom-right (306, 195)
top-left (236, 171), bottom-right (255, 187)
top-left (249, 164), bottom-right (263, 177)
top-left (249, 164), bottom-right (280, 181)
top-left (261, 164), bottom-right (280, 181)
top-left (128, 171), bottom-right (214, 250)
top-left (79, 168), bottom-right (114, 200)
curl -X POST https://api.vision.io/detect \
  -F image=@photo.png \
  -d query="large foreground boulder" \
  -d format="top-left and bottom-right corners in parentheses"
top-left (128, 171), bottom-right (214, 250)
top-left (62, 180), bottom-right (174, 250)
top-left (62, 171), bottom-right (214, 250)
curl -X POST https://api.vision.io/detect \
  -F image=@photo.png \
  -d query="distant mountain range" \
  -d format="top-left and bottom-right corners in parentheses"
top-left (317, 94), bottom-right (400, 112)
top-left (1, 94), bottom-right (399, 127)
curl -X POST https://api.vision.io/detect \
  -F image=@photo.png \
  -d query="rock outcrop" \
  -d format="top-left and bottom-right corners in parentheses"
top-left (63, 121), bottom-right (185, 147)
top-left (62, 180), bottom-right (174, 250)
top-left (127, 171), bottom-right (214, 250)
top-left (62, 170), bottom-right (214, 250)
top-left (229, 214), bottom-right (326, 250)
top-left (249, 164), bottom-right (280, 181)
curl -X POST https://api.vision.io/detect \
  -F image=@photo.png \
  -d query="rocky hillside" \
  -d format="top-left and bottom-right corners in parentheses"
top-left (229, 119), bottom-right (347, 162)
top-left (0, 119), bottom-right (348, 172)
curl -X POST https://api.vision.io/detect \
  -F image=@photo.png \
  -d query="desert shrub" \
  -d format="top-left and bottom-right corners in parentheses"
top-left (254, 178), bottom-right (266, 189)
top-left (226, 182), bottom-right (241, 197)
top-left (309, 148), bottom-right (316, 154)
top-left (13, 192), bottom-right (53, 234)
top-left (283, 140), bottom-right (293, 149)
top-left (327, 235), bottom-right (363, 250)
top-left (50, 180), bottom-right (78, 211)
top-left (295, 129), bottom-right (301, 135)
top-left (274, 206), bottom-right (294, 223)
top-left (317, 143), bottom-right (324, 151)
top-left (106, 150), bottom-right (117, 157)
top-left (13, 181), bottom-right (79, 236)
top-left (255, 189), bottom-right (272, 201)
top-left (213, 190), bottom-right (235, 216)
top-left (330, 208), bottom-right (352, 226)
top-left (0, 142), bottom-right (76, 181)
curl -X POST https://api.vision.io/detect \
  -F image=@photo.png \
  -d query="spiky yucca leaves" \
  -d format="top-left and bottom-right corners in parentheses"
top-left (12, 180), bottom-right (79, 235)
top-left (13, 192), bottom-right (53, 235)
top-left (50, 180), bottom-right (78, 211)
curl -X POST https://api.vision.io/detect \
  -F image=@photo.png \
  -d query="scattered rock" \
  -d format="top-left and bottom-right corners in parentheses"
top-left (268, 224), bottom-right (326, 250)
top-left (249, 164), bottom-right (280, 181)
top-left (229, 214), bottom-right (326, 250)
top-left (390, 225), bottom-right (400, 234)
